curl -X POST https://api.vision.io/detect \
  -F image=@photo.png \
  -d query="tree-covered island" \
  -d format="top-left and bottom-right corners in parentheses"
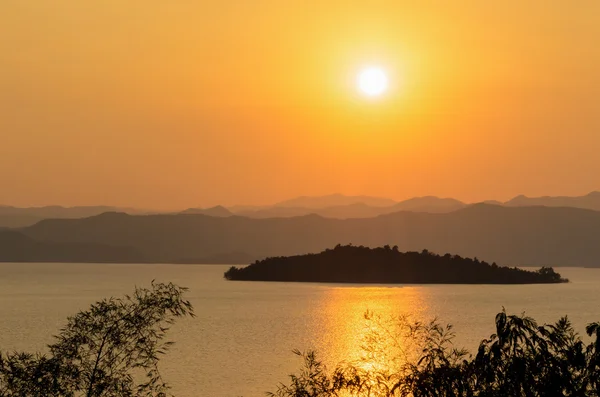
top-left (224, 245), bottom-right (568, 284)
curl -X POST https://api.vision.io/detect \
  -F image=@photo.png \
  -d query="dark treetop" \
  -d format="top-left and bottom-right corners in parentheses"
top-left (224, 245), bottom-right (568, 284)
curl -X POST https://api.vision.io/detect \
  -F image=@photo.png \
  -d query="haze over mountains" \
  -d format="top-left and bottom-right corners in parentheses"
top-left (504, 192), bottom-right (600, 211)
top-left (0, 205), bottom-right (140, 228)
top-left (1, 192), bottom-right (599, 267)
top-left (273, 194), bottom-right (398, 208)
top-left (0, 203), bottom-right (598, 267)
top-left (230, 196), bottom-right (467, 219)
top-left (4, 192), bottom-right (600, 228)
top-left (0, 230), bottom-right (143, 263)
top-left (178, 191), bottom-right (600, 220)
top-left (179, 206), bottom-right (233, 217)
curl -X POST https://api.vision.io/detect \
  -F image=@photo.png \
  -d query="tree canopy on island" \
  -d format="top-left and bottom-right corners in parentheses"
top-left (225, 244), bottom-right (567, 284)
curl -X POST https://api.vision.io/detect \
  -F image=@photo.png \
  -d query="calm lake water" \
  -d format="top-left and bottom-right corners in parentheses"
top-left (0, 263), bottom-right (599, 396)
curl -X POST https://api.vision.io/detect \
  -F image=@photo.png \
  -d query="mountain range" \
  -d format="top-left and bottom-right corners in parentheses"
top-left (4, 192), bottom-right (600, 228)
top-left (272, 193), bottom-right (398, 208)
top-left (178, 192), bottom-right (600, 220)
top-left (0, 230), bottom-right (144, 263)
top-left (505, 192), bottom-right (600, 211)
top-left (231, 196), bottom-right (466, 219)
top-left (0, 205), bottom-right (144, 228)
top-left (179, 205), bottom-right (233, 217)
top-left (2, 203), bottom-right (599, 267)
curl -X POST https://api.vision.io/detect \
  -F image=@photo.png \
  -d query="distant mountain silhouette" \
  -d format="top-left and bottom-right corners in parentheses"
top-left (318, 203), bottom-right (394, 218)
top-left (4, 192), bottom-right (600, 228)
top-left (234, 197), bottom-right (466, 219)
top-left (16, 205), bottom-right (600, 266)
top-left (0, 205), bottom-right (134, 218)
top-left (234, 206), bottom-right (322, 218)
top-left (505, 191), bottom-right (600, 211)
top-left (273, 194), bottom-right (397, 208)
top-left (482, 200), bottom-right (503, 205)
top-left (0, 215), bottom-right (47, 228)
top-left (0, 230), bottom-right (145, 263)
top-left (391, 196), bottom-right (466, 213)
top-left (226, 204), bottom-right (270, 213)
top-left (0, 205), bottom-right (141, 228)
top-left (234, 204), bottom-right (398, 219)
top-left (180, 205), bottom-right (233, 217)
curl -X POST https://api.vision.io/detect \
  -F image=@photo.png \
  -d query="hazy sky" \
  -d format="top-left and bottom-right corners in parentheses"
top-left (2, 1), bottom-right (599, 209)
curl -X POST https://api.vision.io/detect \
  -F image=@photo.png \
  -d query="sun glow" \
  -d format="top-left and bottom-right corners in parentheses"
top-left (357, 67), bottom-right (388, 97)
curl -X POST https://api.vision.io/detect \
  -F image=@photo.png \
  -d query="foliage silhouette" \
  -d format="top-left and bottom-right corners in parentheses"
top-left (225, 245), bottom-right (567, 284)
top-left (0, 282), bottom-right (194, 397)
top-left (270, 310), bottom-right (600, 396)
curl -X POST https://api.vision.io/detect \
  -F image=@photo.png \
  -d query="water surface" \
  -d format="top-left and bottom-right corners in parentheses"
top-left (0, 264), bottom-right (598, 396)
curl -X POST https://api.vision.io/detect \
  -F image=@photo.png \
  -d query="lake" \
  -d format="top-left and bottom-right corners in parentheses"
top-left (0, 263), bottom-right (598, 396)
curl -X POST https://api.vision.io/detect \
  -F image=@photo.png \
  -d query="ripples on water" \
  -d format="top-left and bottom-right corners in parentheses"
top-left (0, 264), bottom-right (598, 396)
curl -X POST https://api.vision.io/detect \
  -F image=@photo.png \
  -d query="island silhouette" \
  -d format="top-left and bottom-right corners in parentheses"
top-left (224, 245), bottom-right (568, 284)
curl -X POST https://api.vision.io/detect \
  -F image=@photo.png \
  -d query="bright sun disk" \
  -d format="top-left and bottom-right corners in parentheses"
top-left (357, 67), bottom-right (388, 97)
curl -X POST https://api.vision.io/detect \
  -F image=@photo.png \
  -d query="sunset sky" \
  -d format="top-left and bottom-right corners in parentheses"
top-left (1, 1), bottom-right (599, 210)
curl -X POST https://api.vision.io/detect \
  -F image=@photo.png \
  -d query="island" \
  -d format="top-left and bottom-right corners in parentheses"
top-left (224, 245), bottom-right (568, 284)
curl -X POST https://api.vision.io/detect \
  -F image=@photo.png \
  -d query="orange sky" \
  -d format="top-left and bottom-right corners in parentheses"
top-left (1, 1), bottom-right (599, 210)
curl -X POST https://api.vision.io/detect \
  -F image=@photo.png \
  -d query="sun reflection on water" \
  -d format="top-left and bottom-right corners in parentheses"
top-left (314, 286), bottom-right (430, 373)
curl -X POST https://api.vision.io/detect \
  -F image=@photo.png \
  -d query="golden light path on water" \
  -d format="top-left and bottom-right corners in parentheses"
top-left (3, 265), bottom-right (600, 397)
top-left (313, 286), bottom-right (430, 373)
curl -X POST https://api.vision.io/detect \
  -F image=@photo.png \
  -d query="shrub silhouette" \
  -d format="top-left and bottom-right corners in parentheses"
top-left (0, 282), bottom-right (194, 397)
top-left (270, 310), bottom-right (600, 396)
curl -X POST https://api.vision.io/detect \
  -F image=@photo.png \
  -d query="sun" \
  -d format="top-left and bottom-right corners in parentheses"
top-left (357, 67), bottom-right (388, 97)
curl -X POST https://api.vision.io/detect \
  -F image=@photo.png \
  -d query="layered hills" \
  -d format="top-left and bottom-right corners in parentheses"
top-left (233, 196), bottom-right (465, 219)
top-left (5, 204), bottom-right (600, 266)
top-left (0, 205), bottom-right (144, 228)
top-left (0, 230), bottom-right (144, 263)
top-left (505, 191), bottom-right (600, 211)
top-left (179, 205), bottom-right (233, 217)
top-left (272, 194), bottom-right (398, 208)
top-left (4, 192), bottom-right (600, 227)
